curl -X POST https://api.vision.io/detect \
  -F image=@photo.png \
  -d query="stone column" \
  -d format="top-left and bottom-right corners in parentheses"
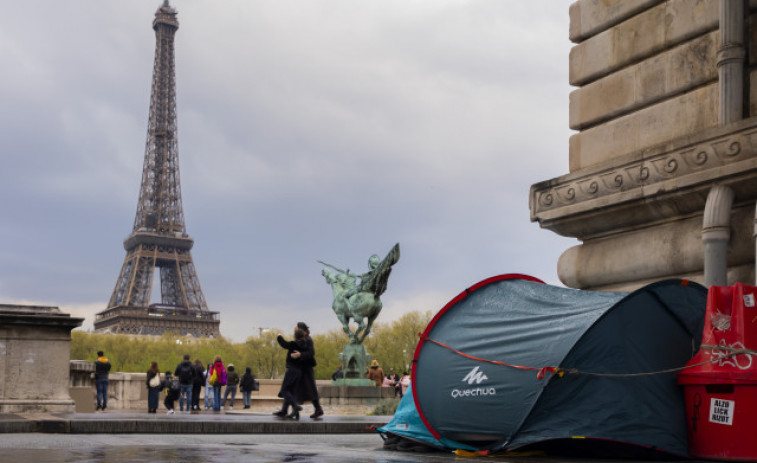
top-left (718, 0), bottom-right (745, 125)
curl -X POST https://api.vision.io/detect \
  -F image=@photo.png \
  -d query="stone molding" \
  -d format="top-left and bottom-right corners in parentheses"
top-left (531, 117), bottom-right (757, 238)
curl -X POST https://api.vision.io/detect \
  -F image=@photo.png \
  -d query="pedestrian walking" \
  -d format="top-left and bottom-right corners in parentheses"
top-left (145, 361), bottom-right (162, 413)
top-left (296, 322), bottom-right (324, 419)
top-left (273, 327), bottom-right (307, 420)
top-left (94, 350), bottom-right (111, 411)
top-left (174, 354), bottom-right (196, 412)
top-left (239, 367), bottom-right (258, 409)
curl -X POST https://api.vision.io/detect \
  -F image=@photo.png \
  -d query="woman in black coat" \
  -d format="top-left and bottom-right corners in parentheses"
top-left (273, 327), bottom-right (307, 419)
top-left (297, 322), bottom-right (324, 419)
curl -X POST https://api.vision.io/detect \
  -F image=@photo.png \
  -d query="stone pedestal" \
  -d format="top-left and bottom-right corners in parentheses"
top-left (335, 343), bottom-right (374, 386)
top-left (0, 304), bottom-right (83, 413)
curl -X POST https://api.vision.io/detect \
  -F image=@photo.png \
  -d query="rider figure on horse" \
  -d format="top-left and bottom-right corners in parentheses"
top-left (320, 244), bottom-right (400, 345)
top-left (342, 254), bottom-right (381, 300)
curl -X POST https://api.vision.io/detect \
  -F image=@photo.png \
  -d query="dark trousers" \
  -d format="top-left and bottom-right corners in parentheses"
top-left (96, 378), bottom-right (109, 409)
top-left (191, 383), bottom-right (202, 410)
top-left (280, 388), bottom-right (297, 412)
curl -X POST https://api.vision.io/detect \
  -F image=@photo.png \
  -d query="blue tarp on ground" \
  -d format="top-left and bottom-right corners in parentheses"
top-left (389, 275), bottom-right (707, 456)
top-left (377, 382), bottom-right (478, 451)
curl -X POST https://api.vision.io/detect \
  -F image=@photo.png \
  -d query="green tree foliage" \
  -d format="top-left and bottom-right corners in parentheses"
top-left (312, 328), bottom-right (350, 379)
top-left (242, 329), bottom-right (286, 379)
top-left (70, 310), bottom-right (433, 379)
top-left (363, 310), bottom-right (433, 375)
top-left (71, 331), bottom-right (243, 375)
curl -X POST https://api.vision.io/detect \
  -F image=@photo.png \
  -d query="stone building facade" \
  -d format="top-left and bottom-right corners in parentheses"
top-left (530, 0), bottom-right (757, 291)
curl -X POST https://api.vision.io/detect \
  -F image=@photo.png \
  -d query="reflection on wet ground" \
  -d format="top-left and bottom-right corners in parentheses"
top-left (0, 434), bottom-right (696, 463)
top-left (0, 435), bottom-right (466, 463)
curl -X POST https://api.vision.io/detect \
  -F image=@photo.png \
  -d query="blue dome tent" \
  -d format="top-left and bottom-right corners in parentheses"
top-left (380, 274), bottom-right (707, 457)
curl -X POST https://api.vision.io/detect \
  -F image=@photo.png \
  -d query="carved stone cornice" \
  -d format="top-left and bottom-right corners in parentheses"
top-left (530, 117), bottom-right (757, 239)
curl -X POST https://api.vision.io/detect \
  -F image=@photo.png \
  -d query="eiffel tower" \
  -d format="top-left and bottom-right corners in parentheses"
top-left (94, 1), bottom-right (220, 337)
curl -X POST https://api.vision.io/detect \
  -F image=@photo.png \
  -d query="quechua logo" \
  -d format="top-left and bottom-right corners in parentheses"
top-left (462, 366), bottom-right (488, 384)
top-left (451, 366), bottom-right (496, 399)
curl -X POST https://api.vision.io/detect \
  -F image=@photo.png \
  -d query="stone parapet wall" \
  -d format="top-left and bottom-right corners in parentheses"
top-left (318, 385), bottom-right (395, 406)
top-left (66, 367), bottom-right (386, 413)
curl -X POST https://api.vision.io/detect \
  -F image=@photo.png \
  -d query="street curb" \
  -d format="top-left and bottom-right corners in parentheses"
top-left (0, 416), bottom-right (389, 434)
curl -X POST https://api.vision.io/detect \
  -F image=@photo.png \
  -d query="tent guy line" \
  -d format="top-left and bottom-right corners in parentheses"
top-left (417, 336), bottom-right (751, 379)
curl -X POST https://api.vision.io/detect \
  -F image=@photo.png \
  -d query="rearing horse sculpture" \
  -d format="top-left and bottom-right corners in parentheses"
top-left (321, 243), bottom-right (400, 344)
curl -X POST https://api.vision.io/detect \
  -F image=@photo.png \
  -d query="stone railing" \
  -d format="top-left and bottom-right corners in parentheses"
top-left (69, 361), bottom-right (398, 414)
top-left (68, 361), bottom-right (358, 412)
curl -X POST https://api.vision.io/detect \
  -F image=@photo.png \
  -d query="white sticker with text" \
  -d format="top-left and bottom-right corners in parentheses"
top-left (710, 398), bottom-right (735, 425)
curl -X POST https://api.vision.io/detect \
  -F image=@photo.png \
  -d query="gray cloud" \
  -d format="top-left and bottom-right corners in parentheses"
top-left (0, 1), bottom-right (577, 341)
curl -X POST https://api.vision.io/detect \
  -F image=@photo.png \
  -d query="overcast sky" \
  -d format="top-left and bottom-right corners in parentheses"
top-left (0, 1), bottom-right (577, 342)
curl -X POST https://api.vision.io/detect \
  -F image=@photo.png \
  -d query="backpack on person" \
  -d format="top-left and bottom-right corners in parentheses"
top-left (169, 378), bottom-right (180, 393)
top-left (178, 363), bottom-right (194, 384)
top-left (219, 366), bottom-right (228, 386)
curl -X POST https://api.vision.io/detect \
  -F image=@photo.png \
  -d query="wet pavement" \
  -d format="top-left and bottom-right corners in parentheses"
top-left (0, 433), bottom-right (630, 463)
top-left (0, 411), bottom-right (710, 462)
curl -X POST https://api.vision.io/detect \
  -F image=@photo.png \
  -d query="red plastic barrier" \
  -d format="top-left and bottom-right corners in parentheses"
top-left (678, 283), bottom-right (757, 461)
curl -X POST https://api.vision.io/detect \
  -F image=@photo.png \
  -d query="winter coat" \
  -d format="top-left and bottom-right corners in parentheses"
top-left (276, 335), bottom-right (313, 402)
top-left (210, 361), bottom-right (227, 386)
top-left (192, 364), bottom-right (205, 387)
top-left (240, 370), bottom-right (257, 392)
top-left (298, 335), bottom-right (319, 402)
top-left (174, 360), bottom-right (196, 385)
top-left (366, 366), bottom-right (384, 387)
top-left (94, 356), bottom-right (111, 380)
top-left (226, 369), bottom-right (240, 387)
top-left (277, 335), bottom-right (307, 369)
